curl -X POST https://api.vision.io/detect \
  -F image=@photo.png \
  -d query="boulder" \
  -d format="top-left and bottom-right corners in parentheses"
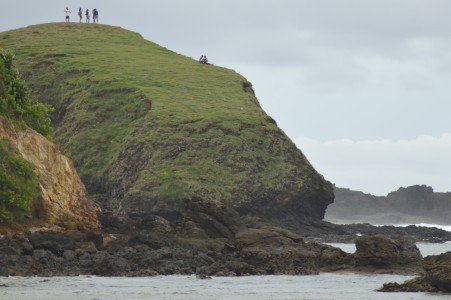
top-left (379, 252), bottom-right (451, 293)
top-left (422, 252), bottom-right (451, 292)
top-left (354, 235), bottom-right (422, 270)
top-left (306, 241), bottom-right (353, 270)
top-left (91, 251), bottom-right (131, 276)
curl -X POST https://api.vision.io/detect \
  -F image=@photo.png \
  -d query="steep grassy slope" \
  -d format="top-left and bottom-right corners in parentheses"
top-left (0, 23), bottom-right (333, 230)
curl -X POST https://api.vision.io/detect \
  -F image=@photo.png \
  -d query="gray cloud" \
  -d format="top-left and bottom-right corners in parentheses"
top-left (296, 134), bottom-right (451, 195)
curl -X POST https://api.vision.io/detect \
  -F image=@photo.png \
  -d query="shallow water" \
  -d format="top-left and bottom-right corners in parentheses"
top-left (0, 274), bottom-right (448, 300)
top-left (327, 242), bottom-right (451, 257)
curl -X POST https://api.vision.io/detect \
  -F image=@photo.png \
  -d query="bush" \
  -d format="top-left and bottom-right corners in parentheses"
top-left (0, 50), bottom-right (53, 137)
top-left (0, 138), bottom-right (40, 222)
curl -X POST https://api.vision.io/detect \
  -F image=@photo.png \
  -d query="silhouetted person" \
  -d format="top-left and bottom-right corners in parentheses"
top-left (78, 8), bottom-right (83, 23)
top-left (85, 9), bottom-right (90, 23)
top-left (93, 9), bottom-right (99, 23)
top-left (64, 7), bottom-right (71, 22)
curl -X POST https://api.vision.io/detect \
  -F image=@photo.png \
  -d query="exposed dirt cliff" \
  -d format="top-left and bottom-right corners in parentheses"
top-left (0, 117), bottom-right (100, 234)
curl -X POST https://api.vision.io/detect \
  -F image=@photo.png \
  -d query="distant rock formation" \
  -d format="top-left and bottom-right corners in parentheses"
top-left (325, 185), bottom-right (451, 225)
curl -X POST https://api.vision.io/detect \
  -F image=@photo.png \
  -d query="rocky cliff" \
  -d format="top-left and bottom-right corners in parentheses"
top-left (0, 23), bottom-right (333, 233)
top-left (0, 117), bottom-right (100, 234)
top-left (325, 185), bottom-right (451, 225)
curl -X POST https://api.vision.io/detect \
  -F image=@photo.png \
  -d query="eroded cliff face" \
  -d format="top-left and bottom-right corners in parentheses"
top-left (0, 118), bottom-right (100, 233)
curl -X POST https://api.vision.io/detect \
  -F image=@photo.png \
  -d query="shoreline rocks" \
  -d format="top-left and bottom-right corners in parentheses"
top-left (379, 252), bottom-right (451, 293)
top-left (0, 221), bottom-right (434, 278)
top-left (353, 235), bottom-right (423, 274)
top-left (300, 222), bottom-right (451, 243)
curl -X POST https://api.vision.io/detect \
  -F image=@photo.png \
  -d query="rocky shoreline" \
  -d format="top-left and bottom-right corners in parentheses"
top-left (0, 219), bottom-right (441, 278)
top-left (379, 252), bottom-right (451, 293)
top-left (2, 218), bottom-right (450, 295)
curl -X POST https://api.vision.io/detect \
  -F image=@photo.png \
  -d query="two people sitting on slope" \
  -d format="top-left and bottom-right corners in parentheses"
top-left (199, 55), bottom-right (209, 64)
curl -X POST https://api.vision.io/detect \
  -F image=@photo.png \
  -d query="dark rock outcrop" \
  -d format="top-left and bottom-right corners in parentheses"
top-left (422, 252), bottom-right (451, 292)
top-left (379, 252), bottom-right (451, 293)
top-left (0, 216), bottom-right (353, 277)
top-left (299, 222), bottom-right (451, 243)
top-left (353, 235), bottom-right (422, 273)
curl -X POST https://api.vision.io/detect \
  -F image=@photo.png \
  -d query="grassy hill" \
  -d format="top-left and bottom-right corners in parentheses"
top-left (0, 23), bottom-right (332, 230)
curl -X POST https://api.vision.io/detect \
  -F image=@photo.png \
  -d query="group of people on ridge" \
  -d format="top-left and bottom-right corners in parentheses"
top-left (64, 7), bottom-right (99, 23)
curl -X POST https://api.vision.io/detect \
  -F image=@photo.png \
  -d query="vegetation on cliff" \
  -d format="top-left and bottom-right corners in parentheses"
top-left (0, 52), bottom-right (46, 221)
top-left (0, 52), bottom-right (98, 230)
top-left (0, 51), bottom-right (53, 137)
top-left (0, 137), bottom-right (40, 221)
top-left (0, 23), bottom-right (332, 231)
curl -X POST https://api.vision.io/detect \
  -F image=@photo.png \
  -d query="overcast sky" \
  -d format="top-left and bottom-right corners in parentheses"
top-left (1, 0), bottom-right (450, 195)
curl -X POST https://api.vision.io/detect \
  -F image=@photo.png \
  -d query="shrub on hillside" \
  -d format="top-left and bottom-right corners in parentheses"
top-left (0, 138), bottom-right (40, 222)
top-left (0, 50), bottom-right (53, 137)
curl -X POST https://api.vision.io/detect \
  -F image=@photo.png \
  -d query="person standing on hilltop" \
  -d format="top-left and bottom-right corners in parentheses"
top-left (64, 7), bottom-right (71, 23)
top-left (78, 8), bottom-right (83, 23)
top-left (93, 9), bottom-right (99, 23)
top-left (85, 9), bottom-right (90, 23)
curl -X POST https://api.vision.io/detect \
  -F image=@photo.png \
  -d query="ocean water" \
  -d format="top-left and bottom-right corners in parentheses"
top-left (0, 274), bottom-right (448, 300)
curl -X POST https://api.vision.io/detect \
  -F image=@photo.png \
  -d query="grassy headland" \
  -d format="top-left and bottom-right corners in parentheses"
top-left (0, 23), bottom-right (331, 227)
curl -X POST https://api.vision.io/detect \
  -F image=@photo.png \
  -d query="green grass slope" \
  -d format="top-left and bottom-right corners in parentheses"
top-left (0, 23), bottom-right (333, 230)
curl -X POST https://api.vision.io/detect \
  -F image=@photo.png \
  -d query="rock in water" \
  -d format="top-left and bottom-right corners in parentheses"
top-left (422, 252), bottom-right (451, 292)
top-left (379, 252), bottom-right (451, 293)
top-left (354, 235), bottom-right (422, 272)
